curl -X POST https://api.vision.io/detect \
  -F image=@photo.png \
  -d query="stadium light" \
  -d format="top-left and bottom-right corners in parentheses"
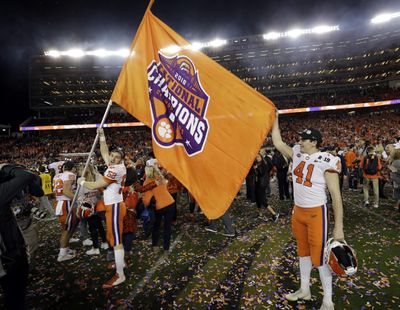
top-left (287, 28), bottom-right (306, 38)
top-left (207, 38), bottom-right (227, 48)
top-left (45, 50), bottom-right (61, 58)
top-left (263, 32), bottom-right (281, 40)
top-left (263, 25), bottom-right (339, 40)
top-left (44, 39), bottom-right (227, 58)
top-left (88, 49), bottom-right (109, 57)
top-left (189, 38), bottom-right (227, 50)
top-left (115, 48), bottom-right (130, 57)
top-left (44, 48), bottom-right (132, 58)
top-left (189, 41), bottom-right (203, 51)
top-left (160, 38), bottom-right (227, 54)
top-left (312, 25), bottom-right (340, 34)
top-left (371, 12), bottom-right (400, 24)
top-left (66, 49), bottom-right (85, 58)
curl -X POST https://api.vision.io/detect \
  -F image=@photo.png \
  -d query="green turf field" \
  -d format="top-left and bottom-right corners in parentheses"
top-left (2, 186), bottom-right (399, 309)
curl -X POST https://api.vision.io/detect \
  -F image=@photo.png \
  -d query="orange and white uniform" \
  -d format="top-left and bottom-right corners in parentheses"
top-left (53, 171), bottom-right (76, 231)
top-left (103, 163), bottom-right (127, 247)
top-left (291, 145), bottom-right (341, 266)
top-left (48, 161), bottom-right (65, 175)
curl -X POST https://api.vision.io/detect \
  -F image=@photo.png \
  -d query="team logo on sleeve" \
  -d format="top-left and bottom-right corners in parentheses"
top-left (147, 52), bottom-right (210, 156)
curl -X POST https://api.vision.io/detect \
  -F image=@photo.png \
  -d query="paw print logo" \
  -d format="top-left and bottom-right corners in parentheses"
top-left (158, 121), bottom-right (172, 138)
top-left (155, 118), bottom-right (174, 144)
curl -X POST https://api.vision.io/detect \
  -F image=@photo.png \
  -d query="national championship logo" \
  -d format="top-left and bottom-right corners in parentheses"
top-left (147, 52), bottom-right (210, 156)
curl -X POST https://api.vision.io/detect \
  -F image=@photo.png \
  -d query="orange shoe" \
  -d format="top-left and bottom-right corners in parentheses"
top-left (102, 273), bottom-right (126, 289)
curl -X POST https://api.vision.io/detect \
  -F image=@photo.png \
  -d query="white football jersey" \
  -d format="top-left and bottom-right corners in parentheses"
top-left (291, 145), bottom-right (341, 208)
top-left (103, 163), bottom-right (126, 205)
top-left (53, 171), bottom-right (76, 201)
top-left (48, 161), bottom-right (65, 175)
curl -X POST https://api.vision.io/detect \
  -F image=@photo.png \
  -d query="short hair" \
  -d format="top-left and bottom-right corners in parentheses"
top-left (110, 148), bottom-right (124, 158)
top-left (63, 161), bottom-right (75, 171)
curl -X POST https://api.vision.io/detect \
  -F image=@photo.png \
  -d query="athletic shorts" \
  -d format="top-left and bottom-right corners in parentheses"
top-left (291, 204), bottom-right (328, 267)
top-left (55, 200), bottom-right (77, 232)
top-left (105, 202), bottom-right (126, 247)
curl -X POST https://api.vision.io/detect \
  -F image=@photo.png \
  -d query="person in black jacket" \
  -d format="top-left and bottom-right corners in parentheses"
top-left (272, 149), bottom-right (290, 200)
top-left (253, 153), bottom-right (280, 222)
top-left (262, 150), bottom-right (274, 197)
top-left (0, 164), bottom-right (44, 310)
top-left (245, 166), bottom-right (256, 203)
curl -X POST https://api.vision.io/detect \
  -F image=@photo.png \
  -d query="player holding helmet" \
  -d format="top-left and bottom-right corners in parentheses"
top-left (272, 111), bottom-right (347, 310)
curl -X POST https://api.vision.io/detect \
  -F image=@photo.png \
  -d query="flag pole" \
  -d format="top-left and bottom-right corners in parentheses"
top-left (66, 99), bottom-right (113, 224)
top-left (65, 0), bottom-right (155, 225)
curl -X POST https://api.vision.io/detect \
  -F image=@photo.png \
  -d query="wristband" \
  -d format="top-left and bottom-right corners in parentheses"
top-left (99, 136), bottom-right (106, 142)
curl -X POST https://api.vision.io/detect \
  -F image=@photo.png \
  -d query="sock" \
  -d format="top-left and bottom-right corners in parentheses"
top-left (318, 264), bottom-right (333, 304)
top-left (300, 256), bottom-right (312, 292)
top-left (59, 248), bottom-right (67, 256)
top-left (114, 248), bottom-right (125, 276)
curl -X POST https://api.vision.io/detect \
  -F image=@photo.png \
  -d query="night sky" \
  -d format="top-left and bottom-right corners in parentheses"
top-left (1, 0), bottom-right (399, 129)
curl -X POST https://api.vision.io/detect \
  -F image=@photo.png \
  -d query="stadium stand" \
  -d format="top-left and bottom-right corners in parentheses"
top-left (23, 18), bottom-right (400, 127)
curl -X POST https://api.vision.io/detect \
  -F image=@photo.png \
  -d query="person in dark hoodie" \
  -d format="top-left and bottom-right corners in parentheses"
top-left (253, 153), bottom-right (280, 222)
top-left (0, 163), bottom-right (44, 310)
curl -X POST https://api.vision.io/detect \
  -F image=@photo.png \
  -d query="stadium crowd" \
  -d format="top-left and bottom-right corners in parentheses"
top-left (3, 109), bottom-right (399, 164)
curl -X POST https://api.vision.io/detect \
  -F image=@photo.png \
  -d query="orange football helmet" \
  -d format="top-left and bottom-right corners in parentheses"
top-left (77, 202), bottom-right (94, 219)
top-left (324, 238), bottom-right (357, 276)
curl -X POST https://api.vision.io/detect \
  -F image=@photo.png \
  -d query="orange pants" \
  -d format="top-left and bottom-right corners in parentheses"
top-left (291, 205), bottom-right (328, 267)
top-left (55, 200), bottom-right (77, 232)
top-left (105, 202), bottom-right (126, 247)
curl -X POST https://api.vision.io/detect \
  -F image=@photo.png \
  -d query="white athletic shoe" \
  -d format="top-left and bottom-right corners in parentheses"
top-left (69, 237), bottom-right (80, 243)
top-left (86, 248), bottom-right (100, 255)
top-left (101, 242), bottom-right (109, 250)
top-left (320, 302), bottom-right (335, 310)
top-left (57, 253), bottom-right (76, 262)
top-left (82, 239), bottom-right (93, 246)
top-left (285, 289), bottom-right (312, 301)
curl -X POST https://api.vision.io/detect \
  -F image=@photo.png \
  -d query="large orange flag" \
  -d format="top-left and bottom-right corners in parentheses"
top-left (111, 1), bottom-right (276, 219)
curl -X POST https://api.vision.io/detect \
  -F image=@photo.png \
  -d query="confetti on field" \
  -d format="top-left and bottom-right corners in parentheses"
top-left (2, 190), bottom-right (399, 309)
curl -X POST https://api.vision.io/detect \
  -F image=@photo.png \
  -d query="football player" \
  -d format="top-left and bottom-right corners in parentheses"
top-left (272, 111), bottom-right (344, 310)
top-left (76, 164), bottom-right (107, 255)
top-left (53, 161), bottom-right (77, 262)
top-left (48, 159), bottom-right (65, 178)
top-left (78, 128), bottom-right (127, 288)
